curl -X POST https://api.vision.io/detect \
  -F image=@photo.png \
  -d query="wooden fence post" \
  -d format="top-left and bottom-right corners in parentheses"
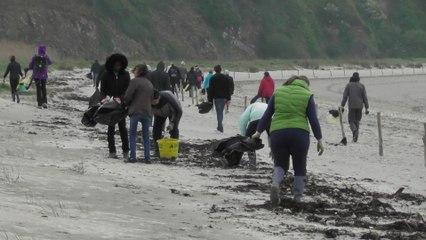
top-left (244, 96), bottom-right (248, 109)
top-left (423, 123), bottom-right (426, 167)
top-left (195, 87), bottom-right (199, 105)
top-left (181, 85), bottom-right (184, 102)
top-left (191, 86), bottom-right (195, 105)
top-left (377, 112), bottom-right (383, 156)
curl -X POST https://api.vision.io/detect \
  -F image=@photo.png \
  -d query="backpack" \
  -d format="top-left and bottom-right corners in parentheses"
top-left (170, 67), bottom-right (178, 78)
top-left (34, 55), bottom-right (47, 72)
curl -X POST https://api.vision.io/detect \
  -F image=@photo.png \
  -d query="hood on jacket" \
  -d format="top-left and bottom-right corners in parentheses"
top-left (38, 44), bottom-right (46, 56)
top-left (156, 61), bottom-right (165, 72)
top-left (350, 72), bottom-right (360, 82)
top-left (105, 53), bottom-right (128, 73)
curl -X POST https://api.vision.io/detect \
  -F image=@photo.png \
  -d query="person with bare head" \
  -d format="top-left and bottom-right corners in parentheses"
top-left (253, 75), bottom-right (324, 205)
top-left (123, 64), bottom-right (154, 163)
top-left (3, 55), bottom-right (23, 103)
top-left (208, 65), bottom-right (232, 133)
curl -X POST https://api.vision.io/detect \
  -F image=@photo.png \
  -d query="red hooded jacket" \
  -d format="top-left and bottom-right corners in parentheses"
top-left (258, 76), bottom-right (275, 98)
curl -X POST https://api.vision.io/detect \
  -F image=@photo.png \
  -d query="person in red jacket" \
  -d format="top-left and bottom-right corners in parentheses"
top-left (250, 72), bottom-right (275, 104)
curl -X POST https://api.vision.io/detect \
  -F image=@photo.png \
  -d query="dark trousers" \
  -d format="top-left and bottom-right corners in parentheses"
top-left (270, 129), bottom-right (310, 176)
top-left (171, 78), bottom-right (181, 94)
top-left (10, 78), bottom-right (20, 102)
top-left (35, 79), bottom-right (47, 106)
top-left (153, 116), bottom-right (180, 142)
top-left (107, 118), bottom-right (129, 154)
top-left (348, 108), bottom-right (363, 137)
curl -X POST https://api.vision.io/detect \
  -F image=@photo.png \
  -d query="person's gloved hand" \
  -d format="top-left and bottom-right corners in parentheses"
top-left (252, 131), bottom-right (261, 139)
top-left (317, 140), bottom-right (324, 156)
top-left (114, 97), bottom-right (121, 104)
top-left (365, 109), bottom-right (370, 115)
top-left (166, 122), bottom-right (175, 132)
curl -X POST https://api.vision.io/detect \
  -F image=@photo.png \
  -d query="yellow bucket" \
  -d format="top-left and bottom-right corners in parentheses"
top-left (157, 139), bottom-right (180, 159)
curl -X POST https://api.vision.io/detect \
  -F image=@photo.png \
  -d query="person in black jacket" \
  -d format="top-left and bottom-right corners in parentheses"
top-left (224, 70), bottom-right (234, 113)
top-left (168, 64), bottom-right (182, 94)
top-left (186, 67), bottom-right (197, 97)
top-left (149, 61), bottom-right (171, 91)
top-left (100, 53), bottom-right (131, 159)
top-left (151, 90), bottom-right (183, 155)
top-left (91, 60), bottom-right (102, 87)
top-left (208, 65), bottom-right (231, 133)
top-left (3, 56), bottom-right (23, 103)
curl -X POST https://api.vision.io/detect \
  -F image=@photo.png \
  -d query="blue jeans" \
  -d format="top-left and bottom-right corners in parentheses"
top-left (214, 99), bottom-right (226, 132)
top-left (129, 115), bottom-right (151, 160)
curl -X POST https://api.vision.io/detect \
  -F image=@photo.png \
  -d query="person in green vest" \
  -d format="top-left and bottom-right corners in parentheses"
top-left (252, 75), bottom-right (324, 205)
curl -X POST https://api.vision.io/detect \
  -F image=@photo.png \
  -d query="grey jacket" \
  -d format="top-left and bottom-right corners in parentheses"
top-left (152, 91), bottom-right (182, 124)
top-left (341, 81), bottom-right (369, 110)
top-left (123, 77), bottom-right (154, 117)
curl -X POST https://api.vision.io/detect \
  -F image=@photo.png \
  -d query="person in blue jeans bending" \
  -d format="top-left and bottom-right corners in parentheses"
top-left (123, 64), bottom-right (154, 163)
top-left (207, 65), bottom-right (232, 133)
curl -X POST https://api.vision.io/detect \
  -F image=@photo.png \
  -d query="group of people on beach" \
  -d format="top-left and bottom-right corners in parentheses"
top-left (3, 44), bottom-right (52, 108)
top-left (2, 47), bottom-right (369, 204)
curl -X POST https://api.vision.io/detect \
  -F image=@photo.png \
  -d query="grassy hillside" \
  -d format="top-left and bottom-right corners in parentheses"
top-left (1, 0), bottom-right (426, 60)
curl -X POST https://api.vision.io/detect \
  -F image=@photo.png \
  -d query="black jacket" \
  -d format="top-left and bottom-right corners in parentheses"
top-left (208, 73), bottom-right (231, 102)
top-left (149, 61), bottom-right (171, 91)
top-left (91, 61), bottom-right (101, 74)
top-left (227, 75), bottom-right (235, 97)
top-left (168, 66), bottom-right (182, 80)
top-left (152, 90), bottom-right (182, 124)
top-left (186, 71), bottom-right (197, 86)
top-left (100, 71), bottom-right (130, 99)
top-left (4, 61), bottom-right (23, 79)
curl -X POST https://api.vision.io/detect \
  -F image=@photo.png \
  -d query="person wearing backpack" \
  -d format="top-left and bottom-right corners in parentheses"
top-left (28, 44), bottom-right (52, 109)
top-left (3, 56), bottom-right (24, 103)
top-left (168, 64), bottom-right (182, 94)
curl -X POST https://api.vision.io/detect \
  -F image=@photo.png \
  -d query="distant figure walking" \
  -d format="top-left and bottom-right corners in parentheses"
top-left (91, 60), bottom-right (102, 87)
top-left (168, 64), bottom-right (182, 94)
top-left (28, 44), bottom-right (52, 108)
top-left (149, 61), bottom-right (171, 91)
top-left (341, 72), bottom-right (369, 143)
top-left (202, 70), bottom-right (213, 95)
top-left (208, 65), bottom-right (232, 133)
top-left (100, 53), bottom-right (130, 159)
top-left (186, 67), bottom-right (198, 97)
top-left (123, 64), bottom-right (154, 163)
top-left (3, 56), bottom-right (23, 103)
top-left (250, 72), bottom-right (275, 104)
top-left (253, 76), bottom-right (323, 205)
top-left (224, 70), bottom-right (234, 113)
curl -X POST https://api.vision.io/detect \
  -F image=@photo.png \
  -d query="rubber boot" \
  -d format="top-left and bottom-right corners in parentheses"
top-left (293, 176), bottom-right (306, 203)
top-left (248, 151), bottom-right (256, 170)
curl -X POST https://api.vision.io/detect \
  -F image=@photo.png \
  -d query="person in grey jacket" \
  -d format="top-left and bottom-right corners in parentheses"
top-left (123, 64), bottom-right (154, 163)
top-left (341, 72), bottom-right (369, 142)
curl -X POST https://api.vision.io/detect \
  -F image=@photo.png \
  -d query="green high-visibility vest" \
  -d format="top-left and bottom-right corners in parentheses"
top-left (270, 80), bottom-right (313, 133)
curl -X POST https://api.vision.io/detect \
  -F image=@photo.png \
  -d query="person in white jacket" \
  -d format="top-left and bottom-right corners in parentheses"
top-left (239, 102), bottom-right (269, 169)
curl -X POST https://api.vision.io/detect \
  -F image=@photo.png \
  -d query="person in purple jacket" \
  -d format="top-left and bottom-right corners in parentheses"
top-left (29, 44), bottom-right (52, 109)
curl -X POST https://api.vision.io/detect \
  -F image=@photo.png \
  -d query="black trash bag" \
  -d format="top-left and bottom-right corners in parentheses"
top-left (213, 135), bottom-right (264, 167)
top-left (89, 89), bottom-right (102, 107)
top-left (81, 106), bottom-right (99, 127)
top-left (329, 109), bottom-right (340, 118)
top-left (94, 101), bottom-right (127, 126)
top-left (198, 102), bottom-right (213, 114)
top-left (86, 72), bottom-right (92, 79)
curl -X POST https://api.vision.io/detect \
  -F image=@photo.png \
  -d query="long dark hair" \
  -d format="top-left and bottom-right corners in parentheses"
top-left (283, 75), bottom-right (310, 86)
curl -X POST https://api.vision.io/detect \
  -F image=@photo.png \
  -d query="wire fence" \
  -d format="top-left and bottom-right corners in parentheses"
top-left (230, 67), bottom-right (426, 82)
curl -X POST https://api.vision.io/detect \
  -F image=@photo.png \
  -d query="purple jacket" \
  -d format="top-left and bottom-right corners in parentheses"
top-left (29, 45), bottom-right (52, 80)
